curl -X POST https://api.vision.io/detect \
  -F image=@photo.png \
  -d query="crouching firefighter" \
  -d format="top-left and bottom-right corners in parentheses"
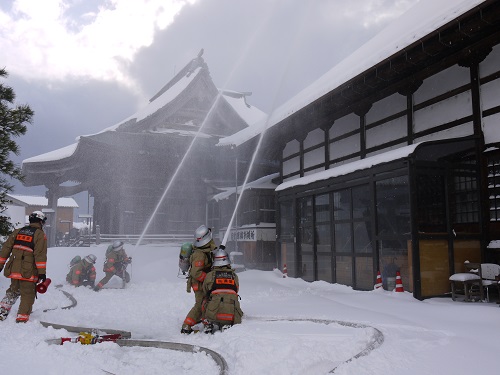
top-left (181, 225), bottom-right (216, 334)
top-left (0, 211), bottom-right (48, 323)
top-left (201, 248), bottom-right (243, 333)
top-left (66, 254), bottom-right (97, 287)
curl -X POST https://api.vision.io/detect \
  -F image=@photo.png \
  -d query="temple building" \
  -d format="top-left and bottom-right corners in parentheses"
top-left (21, 50), bottom-right (270, 246)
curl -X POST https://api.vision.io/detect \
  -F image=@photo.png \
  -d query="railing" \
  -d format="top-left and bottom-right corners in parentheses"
top-left (92, 233), bottom-right (193, 245)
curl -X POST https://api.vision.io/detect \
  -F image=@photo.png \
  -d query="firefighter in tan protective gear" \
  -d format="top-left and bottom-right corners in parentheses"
top-left (201, 248), bottom-right (243, 333)
top-left (66, 254), bottom-right (97, 287)
top-left (94, 241), bottom-right (131, 291)
top-left (0, 211), bottom-right (48, 323)
top-left (181, 225), bottom-right (216, 334)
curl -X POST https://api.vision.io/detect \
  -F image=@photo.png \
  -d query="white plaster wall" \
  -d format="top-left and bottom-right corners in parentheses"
top-left (480, 43), bottom-right (500, 78)
top-left (414, 122), bottom-right (473, 143)
top-left (304, 146), bottom-right (325, 169)
top-left (330, 113), bottom-right (359, 139)
top-left (283, 139), bottom-right (300, 158)
top-left (304, 128), bottom-right (324, 149)
top-left (483, 112), bottom-right (500, 144)
top-left (414, 64), bottom-right (470, 104)
top-left (330, 134), bottom-right (360, 160)
top-left (283, 156), bottom-right (300, 176)
top-left (414, 91), bottom-right (472, 133)
top-left (366, 115), bottom-right (407, 148)
top-left (481, 78), bottom-right (500, 111)
top-left (366, 92), bottom-right (406, 124)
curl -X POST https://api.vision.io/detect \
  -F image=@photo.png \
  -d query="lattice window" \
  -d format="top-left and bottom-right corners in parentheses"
top-left (453, 173), bottom-right (479, 223)
top-left (488, 155), bottom-right (500, 221)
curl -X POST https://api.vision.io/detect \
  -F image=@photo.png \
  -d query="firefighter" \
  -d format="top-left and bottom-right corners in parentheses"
top-left (94, 241), bottom-right (132, 291)
top-left (181, 225), bottom-right (216, 334)
top-left (66, 254), bottom-right (97, 287)
top-left (0, 211), bottom-right (48, 323)
top-left (201, 248), bottom-right (243, 333)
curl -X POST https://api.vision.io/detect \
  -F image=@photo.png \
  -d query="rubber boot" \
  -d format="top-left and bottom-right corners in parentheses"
top-left (15, 313), bottom-right (29, 323)
top-left (180, 324), bottom-right (193, 334)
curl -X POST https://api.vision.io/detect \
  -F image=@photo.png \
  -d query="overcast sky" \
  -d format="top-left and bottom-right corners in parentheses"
top-left (0, 0), bottom-right (419, 211)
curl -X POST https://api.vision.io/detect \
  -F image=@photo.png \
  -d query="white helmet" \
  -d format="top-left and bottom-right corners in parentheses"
top-left (194, 225), bottom-right (212, 247)
top-left (213, 249), bottom-right (230, 267)
top-left (29, 210), bottom-right (47, 224)
top-left (112, 240), bottom-right (124, 250)
top-left (84, 254), bottom-right (97, 264)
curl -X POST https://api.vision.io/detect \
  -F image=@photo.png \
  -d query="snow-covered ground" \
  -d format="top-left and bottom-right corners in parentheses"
top-left (0, 243), bottom-right (498, 374)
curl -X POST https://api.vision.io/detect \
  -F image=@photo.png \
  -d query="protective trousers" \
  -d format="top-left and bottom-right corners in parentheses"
top-left (183, 290), bottom-right (205, 327)
top-left (96, 270), bottom-right (130, 289)
top-left (1, 280), bottom-right (36, 316)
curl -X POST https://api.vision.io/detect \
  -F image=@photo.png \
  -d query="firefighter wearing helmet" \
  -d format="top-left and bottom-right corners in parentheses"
top-left (201, 248), bottom-right (243, 333)
top-left (0, 211), bottom-right (48, 323)
top-left (66, 254), bottom-right (97, 287)
top-left (181, 224), bottom-right (218, 334)
top-left (94, 240), bottom-right (132, 291)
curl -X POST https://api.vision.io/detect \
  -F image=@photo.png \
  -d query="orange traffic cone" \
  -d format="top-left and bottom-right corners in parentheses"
top-left (282, 264), bottom-right (288, 278)
top-left (395, 271), bottom-right (404, 292)
top-left (374, 271), bottom-right (383, 289)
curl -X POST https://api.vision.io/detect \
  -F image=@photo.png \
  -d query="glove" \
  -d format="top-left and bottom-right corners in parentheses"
top-left (127, 257), bottom-right (132, 264)
top-left (219, 245), bottom-right (225, 250)
top-left (38, 274), bottom-right (46, 283)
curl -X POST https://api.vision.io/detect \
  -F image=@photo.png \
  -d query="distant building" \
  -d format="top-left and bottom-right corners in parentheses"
top-left (4, 194), bottom-right (78, 235)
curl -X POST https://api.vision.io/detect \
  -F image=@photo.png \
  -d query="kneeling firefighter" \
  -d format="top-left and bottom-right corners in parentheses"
top-left (66, 254), bottom-right (97, 287)
top-left (201, 248), bottom-right (243, 333)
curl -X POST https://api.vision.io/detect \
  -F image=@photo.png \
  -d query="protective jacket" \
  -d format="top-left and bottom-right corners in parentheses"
top-left (202, 265), bottom-right (243, 326)
top-left (66, 260), bottom-right (96, 286)
top-left (0, 223), bottom-right (47, 282)
top-left (103, 247), bottom-right (131, 275)
top-left (186, 240), bottom-right (215, 293)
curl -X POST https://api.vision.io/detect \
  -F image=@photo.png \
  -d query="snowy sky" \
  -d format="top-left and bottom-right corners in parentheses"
top-left (0, 0), bottom-right (419, 202)
top-left (0, 242), bottom-right (498, 374)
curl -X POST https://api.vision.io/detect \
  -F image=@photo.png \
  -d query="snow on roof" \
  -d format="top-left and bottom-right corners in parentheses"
top-left (22, 65), bottom-right (266, 165)
top-left (92, 67), bottom-right (203, 135)
top-left (276, 144), bottom-right (420, 192)
top-left (23, 143), bottom-right (78, 164)
top-left (8, 194), bottom-right (79, 208)
top-left (150, 128), bottom-right (212, 138)
top-left (221, 93), bottom-right (267, 127)
top-left (218, 0), bottom-right (486, 147)
top-left (213, 173), bottom-right (279, 201)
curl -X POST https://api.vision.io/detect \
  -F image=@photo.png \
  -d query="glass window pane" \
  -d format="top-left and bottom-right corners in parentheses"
top-left (317, 253), bottom-right (332, 282)
top-left (355, 257), bottom-right (373, 290)
top-left (333, 190), bottom-right (351, 220)
top-left (376, 176), bottom-right (410, 235)
top-left (352, 185), bottom-right (370, 219)
top-left (283, 242), bottom-right (297, 278)
top-left (280, 201), bottom-right (295, 241)
top-left (315, 194), bottom-right (330, 222)
top-left (416, 174), bottom-right (446, 233)
top-left (335, 256), bottom-right (352, 286)
top-left (334, 223), bottom-right (351, 253)
top-left (301, 252), bottom-right (315, 282)
top-left (316, 224), bottom-right (331, 252)
top-left (354, 222), bottom-right (372, 253)
top-left (379, 239), bottom-right (409, 291)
